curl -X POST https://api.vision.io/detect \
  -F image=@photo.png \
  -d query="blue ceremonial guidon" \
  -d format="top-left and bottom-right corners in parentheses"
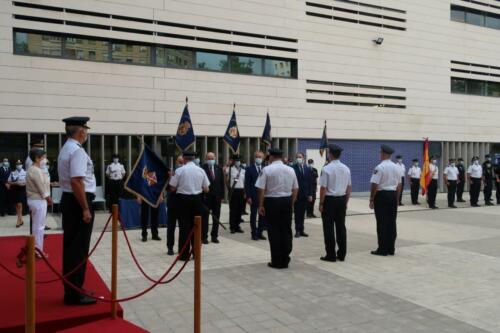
top-left (124, 145), bottom-right (168, 208)
top-left (223, 110), bottom-right (241, 154)
top-left (261, 112), bottom-right (272, 147)
top-left (175, 104), bottom-right (195, 151)
top-left (320, 121), bottom-right (328, 157)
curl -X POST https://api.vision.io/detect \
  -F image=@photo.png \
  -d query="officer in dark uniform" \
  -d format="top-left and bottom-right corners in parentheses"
top-left (495, 163), bottom-right (500, 205)
top-left (57, 116), bottom-right (96, 305)
top-left (139, 195), bottom-right (162, 242)
top-left (245, 151), bottom-right (266, 241)
top-left (169, 151), bottom-right (210, 261)
top-left (166, 155), bottom-right (183, 255)
top-left (369, 145), bottom-right (402, 256)
top-left (256, 148), bottom-right (299, 269)
top-left (226, 155), bottom-right (245, 233)
top-left (483, 154), bottom-right (494, 206)
top-left (292, 152), bottom-right (313, 238)
top-left (307, 159), bottom-right (319, 218)
top-left (202, 152), bottom-right (224, 244)
top-left (456, 157), bottom-right (466, 202)
top-left (0, 158), bottom-right (10, 216)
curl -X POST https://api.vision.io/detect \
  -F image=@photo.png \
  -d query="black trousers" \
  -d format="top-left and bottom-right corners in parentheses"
top-left (457, 179), bottom-right (465, 201)
top-left (229, 189), bottom-right (245, 231)
top-left (294, 197), bottom-right (307, 232)
top-left (306, 193), bottom-right (316, 216)
top-left (61, 192), bottom-right (95, 301)
top-left (107, 179), bottom-right (123, 211)
top-left (166, 196), bottom-right (179, 250)
top-left (447, 180), bottom-right (457, 206)
top-left (0, 184), bottom-right (7, 215)
top-left (321, 196), bottom-right (347, 259)
top-left (177, 194), bottom-right (202, 259)
top-left (410, 178), bottom-right (420, 204)
top-left (374, 191), bottom-right (397, 254)
top-left (264, 197), bottom-right (293, 267)
top-left (249, 201), bottom-right (264, 237)
top-left (470, 178), bottom-right (481, 205)
top-left (496, 181), bottom-right (500, 204)
top-left (202, 194), bottom-right (222, 240)
top-left (399, 177), bottom-right (405, 204)
top-left (140, 202), bottom-right (158, 238)
top-left (427, 179), bottom-right (438, 207)
top-left (484, 179), bottom-right (493, 203)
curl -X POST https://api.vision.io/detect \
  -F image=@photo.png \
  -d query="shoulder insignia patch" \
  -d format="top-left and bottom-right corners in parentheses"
top-left (373, 169), bottom-right (378, 174)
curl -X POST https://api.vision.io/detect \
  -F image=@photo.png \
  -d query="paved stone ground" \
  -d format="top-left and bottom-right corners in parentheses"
top-left (1, 193), bottom-right (500, 332)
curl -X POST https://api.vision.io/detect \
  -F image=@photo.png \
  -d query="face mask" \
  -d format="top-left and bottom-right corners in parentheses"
top-left (296, 158), bottom-right (303, 165)
top-left (113, 158), bottom-right (119, 163)
top-left (3, 162), bottom-right (9, 168)
top-left (413, 163), bottom-right (418, 167)
top-left (486, 158), bottom-right (491, 162)
top-left (458, 161), bottom-right (463, 165)
top-left (486, 163), bottom-right (491, 167)
top-left (40, 159), bottom-right (47, 169)
top-left (16, 165), bottom-right (22, 171)
top-left (207, 160), bottom-right (215, 167)
top-left (234, 161), bottom-right (241, 167)
top-left (194, 158), bottom-right (200, 165)
top-left (473, 160), bottom-right (479, 165)
top-left (255, 158), bottom-right (262, 165)
top-left (309, 163), bottom-right (314, 167)
top-left (451, 163), bottom-right (455, 167)
top-left (242, 163), bottom-right (247, 168)
top-left (431, 160), bottom-right (437, 164)
top-left (397, 159), bottom-right (402, 163)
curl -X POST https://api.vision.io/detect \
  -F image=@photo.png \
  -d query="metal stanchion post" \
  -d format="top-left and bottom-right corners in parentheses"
top-left (25, 236), bottom-right (35, 333)
top-left (194, 216), bottom-right (201, 333)
top-left (111, 205), bottom-right (119, 319)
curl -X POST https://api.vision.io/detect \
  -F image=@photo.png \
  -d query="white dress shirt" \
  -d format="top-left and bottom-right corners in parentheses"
top-left (467, 164), bottom-right (482, 178)
top-left (8, 169), bottom-right (27, 184)
top-left (429, 163), bottom-right (439, 180)
top-left (255, 160), bottom-right (298, 197)
top-left (319, 160), bottom-right (352, 197)
top-left (370, 159), bottom-right (402, 191)
top-left (396, 162), bottom-right (406, 178)
top-left (169, 161), bottom-right (210, 195)
top-left (443, 165), bottom-right (459, 181)
top-left (57, 138), bottom-right (96, 193)
top-left (407, 165), bottom-right (421, 179)
top-left (225, 166), bottom-right (245, 189)
top-left (106, 162), bottom-right (126, 180)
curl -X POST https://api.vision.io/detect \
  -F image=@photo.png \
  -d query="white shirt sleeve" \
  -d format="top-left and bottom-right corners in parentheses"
top-left (319, 167), bottom-right (328, 187)
top-left (69, 149), bottom-right (88, 178)
top-left (121, 165), bottom-right (126, 176)
top-left (255, 171), bottom-right (266, 190)
top-left (467, 166), bottom-right (472, 174)
top-left (347, 169), bottom-right (352, 186)
top-left (169, 172), bottom-right (179, 188)
top-left (370, 166), bottom-right (382, 184)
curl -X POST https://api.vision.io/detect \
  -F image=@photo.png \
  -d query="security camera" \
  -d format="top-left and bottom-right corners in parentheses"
top-left (372, 37), bottom-right (384, 45)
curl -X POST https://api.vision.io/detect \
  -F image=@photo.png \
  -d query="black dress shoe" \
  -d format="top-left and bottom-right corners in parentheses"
top-left (258, 235), bottom-right (267, 240)
top-left (294, 232), bottom-right (300, 238)
top-left (230, 229), bottom-right (236, 234)
top-left (388, 250), bottom-right (395, 256)
top-left (235, 228), bottom-right (244, 233)
top-left (267, 262), bottom-right (287, 269)
top-left (142, 236), bottom-right (147, 242)
top-left (430, 206), bottom-right (439, 209)
top-left (211, 238), bottom-right (220, 244)
top-left (44, 226), bottom-right (51, 230)
top-left (179, 256), bottom-right (190, 262)
top-left (202, 239), bottom-right (209, 245)
top-left (370, 250), bottom-right (388, 256)
top-left (300, 232), bottom-right (309, 237)
top-left (320, 256), bottom-right (336, 262)
top-left (152, 235), bottom-right (162, 241)
top-left (64, 295), bottom-right (97, 306)
top-left (472, 204), bottom-right (480, 207)
top-left (457, 199), bottom-right (466, 202)
top-left (485, 202), bottom-right (494, 206)
top-left (251, 236), bottom-right (259, 241)
top-left (448, 205), bottom-right (457, 208)
top-left (337, 257), bottom-right (345, 262)
top-left (167, 248), bottom-right (174, 256)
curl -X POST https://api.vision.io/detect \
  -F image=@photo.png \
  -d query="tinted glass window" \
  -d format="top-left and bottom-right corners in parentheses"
top-left (156, 47), bottom-right (194, 68)
top-left (15, 31), bottom-right (62, 56)
top-left (229, 55), bottom-right (263, 75)
top-left (265, 59), bottom-right (292, 77)
top-left (487, 81), bottom-right (500, 97)
top-left (64, 37), bottom-right (109, 61)
top-left (111, 43), bottom-right (151, 65)
top-left (451, 7), bottom-right (465, 22)
top-left (196, 52), bottom-right (228, 71)
top-left (466, 10), bottom-right (485, 26)
top-left (466, 80), bottom-right (484, 95)
top-left (485, 14), bottom-right (500, 29)
top-left (451, 78), bottom-right (466, 94)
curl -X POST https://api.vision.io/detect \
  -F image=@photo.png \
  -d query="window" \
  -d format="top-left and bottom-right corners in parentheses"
top-left (15, 31), bottom-right (62, 56)
top-left (156, 47), bottom-right (194, 68)
top-left (487, 81), bottom-right (500, 97)
top-left (265, 59), bottom-right (292, 77)
top-left (451, 7), bottom-right (465, 22)
top-left (486, 14), bottom-right (500, 29)
top-left (450, 5), bottom-right (500, 31)
top-left (112, 43), bottom-right (151, 65)
top-left (229, 55), bottom-right (263, 75)
top-left (196, 52), bottom-right (228, 71)
top-left (64, 37), bottom-right (109, 61)
top-left (467, 80), bottom-right (484, 95)
top-left (451, 78), bottom-right (466, 94)
top-left (466, 10), bottom-right (485, 26)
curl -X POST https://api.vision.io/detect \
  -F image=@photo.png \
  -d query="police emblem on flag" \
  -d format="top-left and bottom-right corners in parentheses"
top-left (142, 167), bottom-right (158, 186)
top-left (228, 126), bottom-right (239, 138)
top-left (177, 121), bottom-right (191, 136)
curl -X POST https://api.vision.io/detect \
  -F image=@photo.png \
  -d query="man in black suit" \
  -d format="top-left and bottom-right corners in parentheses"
top-left (306, 159), bottom-right (318, 218)
top-left (245, 151), bottom-right (266, 241)
top-left (166, 155), bottom-right (183, 255)
top-left (202, 152), bottom-right (225, 244)
top-left (0, 158), bottom-right (11, 216)
top-left (293, 152), bottom-right (313, 238)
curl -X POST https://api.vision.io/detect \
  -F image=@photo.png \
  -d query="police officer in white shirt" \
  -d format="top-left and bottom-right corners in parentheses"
top-left (169, 151), bottom-right (210, 261)
top-left (225, 154), bottom-right (246, 234)
top-left (256, 148), bottom-right (298, 269)
top-left (427, 156), bottom-right (439, 209)
top-left (8, 160), bottom-right (27, 227)
top-left (105, 153), bottom-right (126, 211)
top-left (395, 155), bottom-right (406, 206)
top-left (407, 158), bottom-right (421, 205)
top-left (58, 116), bottom-right (97, 306)
top-left (318, 144), bottom-right (352, 262)
top-left (443, 158), bottom-right (459, 208)
top-left (467, 156), bottom-right (482, 207)
top-left (369, 145), bottom-right (402, 256)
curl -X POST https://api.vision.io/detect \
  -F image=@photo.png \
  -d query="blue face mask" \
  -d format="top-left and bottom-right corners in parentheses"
top-left (235, 161), bottom-right (241, 167)
top-left (16, 165), bottom-right (22, 171)
top-left (207, 160), bottom-right (215, 167)
top-left (255, 158), bottom-right (262, 165)
top-left (194, 158), bottom-right (200, 165)
top-left (3, 162), bottom-right (9, 168)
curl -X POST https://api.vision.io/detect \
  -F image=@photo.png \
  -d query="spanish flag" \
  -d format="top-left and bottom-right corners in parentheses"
top-left (420, 138), bottom-right (432, 195)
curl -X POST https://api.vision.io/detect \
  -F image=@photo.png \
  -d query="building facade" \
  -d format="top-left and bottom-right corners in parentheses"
top-left (0, 0), bottom-right (499, 192)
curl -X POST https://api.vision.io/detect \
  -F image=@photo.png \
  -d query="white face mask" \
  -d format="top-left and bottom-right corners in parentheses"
top-left (16, 165), bottom-right (22, 171)
top-left (207, 160), bottom-right (215, 167)
top-left (296, 158), bottom-right (303, 165)
top-left (255, 158), bottom-right (262, 165)
top-left (194, 158), bottom-right (200, 165)
top-left (413, 162), bottom-right (418, 167)
top-left (309, 163), bottom-right (314, 167)
top-left (451, 163), bottom-right (455, 167)
top-left (431, 160), bottom-right (437, 164)
top-left (473, 160), bottom-right (479, 165)
top-left (113, 158), bottom-right (119, 163)
top-left (234, 161), bottom-right (241, 167)
top-left (397, 159), bottom-right (402, 163)
top-left (40, 158), bottom-right (47, 169)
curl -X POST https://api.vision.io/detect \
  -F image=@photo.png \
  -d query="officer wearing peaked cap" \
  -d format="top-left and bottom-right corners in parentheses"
top-left (407, 158), bottom-right (421, 205)
top-left (369, 145), bottom-right (402, 256)
top-left (256, 148), bottom-right (299, 269)
top-left (468, 156), bottom-right (482, 207)
top-left (57, 116), bottom-right (97, 305)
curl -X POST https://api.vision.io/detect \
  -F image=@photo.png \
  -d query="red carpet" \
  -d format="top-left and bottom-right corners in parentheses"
top-left (56, 318), bottom-right (149, 332)
top-left (0, 234), bottom-right (123, 333)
